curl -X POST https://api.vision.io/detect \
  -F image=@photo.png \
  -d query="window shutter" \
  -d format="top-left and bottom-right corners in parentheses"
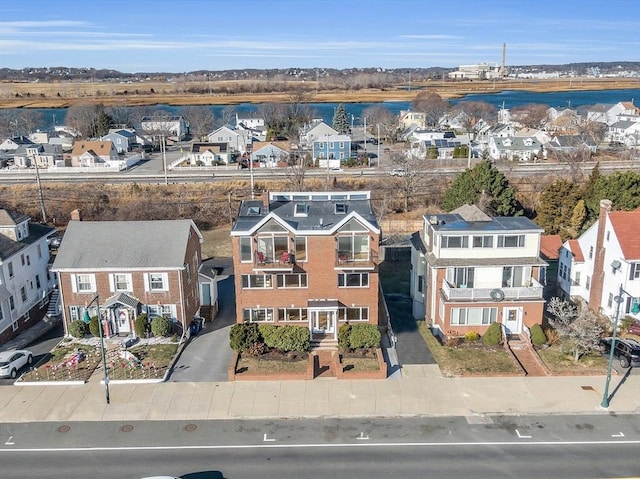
top-left (143, 273), bottom-right (149, 292)
top-left (630, 264), bottom-right (636, 281)
top-left (109, 274), bottom-right (115, 293)
top-left (70, 274), bottom-right (77, 293)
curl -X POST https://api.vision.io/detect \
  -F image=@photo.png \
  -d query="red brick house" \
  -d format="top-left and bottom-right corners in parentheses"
top-left (51, 218), bottom-right (203, 338)
top-left (231, 191), bottom-right (382, 344)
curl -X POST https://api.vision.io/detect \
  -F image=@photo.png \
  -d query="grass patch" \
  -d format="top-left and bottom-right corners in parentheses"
top-left (236, 353), bottom-right (309, 375)
top-left (341, 355), bottom-right (380, 372)
top-left (418, 322), bottom-right (519, 376)
top-left (20, 344), bottom-right (100, 382)
top-left (108, 343), bottom-right (179, 380)
top-left (538, 346), bottom-right (608, 375)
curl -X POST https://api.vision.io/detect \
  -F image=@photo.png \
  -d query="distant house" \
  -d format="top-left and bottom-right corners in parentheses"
top-left (546, 135), bottom-right (597, 157)
top-left (207, 125), bottom-right (251, 153)
top-left (235, 113), bottom-right (265, 130)
top-left (51, 218), bottom-right (206, 339)
top-left (251, 142), bottom-right (292, 167)
top-left (70, 140), bottom-right (119, 167)
top-left (398, 110), bottom-right (426, 129)
top-left (312, 134), bottom-right (351, 168)
top-left (488, 136), bottom-right (545, 162)
top-left (102, 129), bottom-right (137, 153)
top-left (0, 209), bottom-right (56, 346)
top-left (607, 121), bottom-right (640, 147)
top-left (140, 116), bottom-right (188, 141)
top-left (188, 142), bottom-right (231, 166)
top-left (0, 136), bottom-right (33, 152)
top-left (12, 144), bottom-right (64, 168)
top-left (584, 102), bottom-right (628, 126)
top-left (299, 121), bottom-right (339, 147)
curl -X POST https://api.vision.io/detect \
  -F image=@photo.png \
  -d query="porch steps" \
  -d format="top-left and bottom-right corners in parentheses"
top-left (45, 290), bottom-right (61, 319)
top-left (311, 338), bottom-right (339, 350)
top-left (508, 338), bottom-right (550, 377)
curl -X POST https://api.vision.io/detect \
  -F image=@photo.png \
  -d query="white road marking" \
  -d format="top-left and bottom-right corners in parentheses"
top-left (356, 432), bottom-right (369, 440)
top-left (611, 432), bottom-right (625, 437)
top-left (515, 429), bottom-right (532, 439)
top-left (2, 439), bottom-right (640, 453)
top-left (5, 436), bottom-right (14, 445)
top-left (263, 433), bottom-right (276, 442)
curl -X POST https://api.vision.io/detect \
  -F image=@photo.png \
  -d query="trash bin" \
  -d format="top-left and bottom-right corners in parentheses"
top-left (190, 320), bottom-right (199, 336)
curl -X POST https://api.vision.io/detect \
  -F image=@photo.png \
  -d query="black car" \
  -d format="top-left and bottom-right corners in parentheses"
top-left (47, 231), bottom-right (63, 250)
top-left (600, 337), bottom-right (640, 368)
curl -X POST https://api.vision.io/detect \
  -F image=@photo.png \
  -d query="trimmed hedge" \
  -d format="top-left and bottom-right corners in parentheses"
top-left (530, 323), bottom-right (547, 346)
top-left (231, 323), bottom-right (310, 353)
top-left (89, 316), bottom-right (102, 337)
top-left (482, 322), bottom-right (502, 346)
top-left (135, 313), bottom-right (149, 338)
top-left (338, 323), bottom-right (352, 351)
top-left (229, 323), bottom-right (260, 352)
top-left (151, 315), bottom-right (172, 337)
top-left (348, 323), bottom-right (381, 349)
top-left (68, 320), bottom-right (88, 338)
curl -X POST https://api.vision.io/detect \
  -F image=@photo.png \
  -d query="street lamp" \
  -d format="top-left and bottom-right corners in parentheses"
top-left (600, 282), bottom-right (640, 408)
top-left (84, 295), bottom-right (110, 404)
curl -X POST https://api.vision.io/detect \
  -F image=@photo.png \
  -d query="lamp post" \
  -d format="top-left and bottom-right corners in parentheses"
top-left (86, 295), bottom-right (110, 404)
top-left (600, 283), bottom-right (639, 408)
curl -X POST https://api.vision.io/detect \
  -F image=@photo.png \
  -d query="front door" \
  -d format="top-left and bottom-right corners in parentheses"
top-left (503, 307), bottom-right (521, 335)
top-left (311, 310), bottom-right (336, 335)
top-left (117, 309), bottom-right (131, 334)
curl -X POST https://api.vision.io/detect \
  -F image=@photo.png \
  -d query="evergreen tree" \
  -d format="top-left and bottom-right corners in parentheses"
top-left (583, 170), bottom-right (640, 225)
top-left (92, 105), bottom-right (113, 137)
top-left (442, 160), bottom-right (523, 216)
top-left (332, 104), bottom-right (350, 134)
top-left (534, 178), bottom-right (580, 238)
top-left (569, 199), bottom-right (587, 237)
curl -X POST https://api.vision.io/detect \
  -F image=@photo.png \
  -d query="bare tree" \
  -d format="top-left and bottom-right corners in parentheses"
top-left (65, 103), bottom-right (100, 137)
top-left (386, 150), bottom-right (428, 212)
top-left (511, 103), bottom-right (548, 129)
top-left (578, 120), bottom-right (607, 145)
top-left (105, 105), bottom-right (134, 128)
top-left (0, 109), bottom-right (21, 138)
top-left (458, 101), bottom-right (497, 138)
top-left (547, 297), bottom-right (603, 363)
top-left (221, 105), bottom-right (237, 126)
top-left (284, 151), bottom-right (311, 191)
top-left (179, 106), bottom-right (215, 141)
top-left (411, 91), bottom-right (450, 127)
top-left (362, 105), bottom-right (397, 142)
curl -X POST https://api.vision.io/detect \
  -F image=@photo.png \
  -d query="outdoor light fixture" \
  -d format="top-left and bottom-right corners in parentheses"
top-left (601, 284), bottom-right (640, 408)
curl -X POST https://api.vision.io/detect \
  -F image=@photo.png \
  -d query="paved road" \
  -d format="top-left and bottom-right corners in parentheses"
top-left (2, 415), bottom-right (639, 479)
top-left (168, 275), bottom-right (235, 382)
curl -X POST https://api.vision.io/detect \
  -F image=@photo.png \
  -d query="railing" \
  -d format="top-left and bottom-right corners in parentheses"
top-left (254, 251), bottom-right (295, 269)
top-left (336, 249), bottom-right (377, 268)
top-left (441, 278), bottom-right (544, 301)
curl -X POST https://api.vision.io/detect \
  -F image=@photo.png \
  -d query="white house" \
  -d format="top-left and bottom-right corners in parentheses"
top-left (299, 121), bottom-right (339, 148)
top-left (488, 136), bottom-right (545, 162)
top-left (140, 116), bottom-right (188, 141)
top-left (0, 209), bottom-right (56, 345)
top-left (207, 125), bottom-right (251, 153)
top-left (557, 200), bottom-right (640, 322)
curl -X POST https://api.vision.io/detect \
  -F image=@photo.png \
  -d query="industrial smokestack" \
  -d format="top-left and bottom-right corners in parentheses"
top-left (501, 43), bottom-right (506, 78)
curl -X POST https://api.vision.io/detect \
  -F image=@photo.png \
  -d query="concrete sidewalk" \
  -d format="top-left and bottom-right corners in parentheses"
top-left (1, 371), bottom-right (638, 423)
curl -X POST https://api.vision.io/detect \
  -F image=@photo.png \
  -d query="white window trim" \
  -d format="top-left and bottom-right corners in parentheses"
top-left (146, 272), bottom-right (169, 292)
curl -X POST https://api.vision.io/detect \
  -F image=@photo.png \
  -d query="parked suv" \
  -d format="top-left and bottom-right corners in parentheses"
top-left (600, 337), bottom-right (640, 368)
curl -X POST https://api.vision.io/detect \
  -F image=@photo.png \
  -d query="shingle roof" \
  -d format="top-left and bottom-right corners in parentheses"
top-left (51, 220), bottom-right (201, 271)
top-left (609, 208), bottom-right (640, 260)
top-left (568, 239), bottom-right (585, 262)
top-left (0, 209), bottom-right (29, 226)
top-left (540, 235), bottom-right (563, 260)
top-left (0, 222), bottom-right (54, 260)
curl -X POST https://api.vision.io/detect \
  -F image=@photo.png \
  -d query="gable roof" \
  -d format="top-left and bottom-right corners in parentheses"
top-left (540, 235), bottom-right (563, 260)
top-left (71, 141), bottom-right (114, 156)
top-left (51, 220), bottom-right (202, 271)
top-left (608, 208), bottom-right (640, 260)
top-left (567, 239), bottom-right (585, 262)
top-left (0, 209), bottom-right (29, 226)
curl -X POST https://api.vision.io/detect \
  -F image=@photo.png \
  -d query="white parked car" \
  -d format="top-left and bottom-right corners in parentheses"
top-left (0, 349), bottom-right (33, 379)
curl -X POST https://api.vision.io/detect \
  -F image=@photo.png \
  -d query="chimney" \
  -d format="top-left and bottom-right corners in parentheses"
top-left (589, 199), bottom-right (612, 311)
top-left (261, 190), bottom-right (270, 211)
top-left (70, 209), bottom-right (82, 221)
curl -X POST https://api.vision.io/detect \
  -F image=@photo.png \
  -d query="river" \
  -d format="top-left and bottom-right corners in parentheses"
top-left (12, 88), bottom-right (640, 130)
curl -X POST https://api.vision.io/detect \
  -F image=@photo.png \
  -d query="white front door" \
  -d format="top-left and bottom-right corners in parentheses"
top-left (503, 307), bottom-right (522, 335)
top-left (117, 309), bottom-right (131, 333)
top-left (310, 310), bottom-right (336, 335)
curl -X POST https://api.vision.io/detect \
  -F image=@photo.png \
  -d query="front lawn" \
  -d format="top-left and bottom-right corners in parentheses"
top-left (418, 322), bottom-right (520, 376)
top-left (341, 349), bottom-right (380, 372)
top-left (20, 343), bottom-right (101, 382)
top-left (236, 351), bottom-right (309, 375)
top-left (108, 343), bottom-right (178, 380)
top-left (537, 346), bottom-right (608, 375)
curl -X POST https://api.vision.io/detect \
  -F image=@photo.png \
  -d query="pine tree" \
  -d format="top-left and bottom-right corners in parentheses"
top-left (332, 104), bottom-right (350, 134)
top-left (534, 178), bottom-right (580, 238)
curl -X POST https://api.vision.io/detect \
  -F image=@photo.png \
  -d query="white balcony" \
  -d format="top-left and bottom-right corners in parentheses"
top-left (441, 278), bottom-right (544, 302)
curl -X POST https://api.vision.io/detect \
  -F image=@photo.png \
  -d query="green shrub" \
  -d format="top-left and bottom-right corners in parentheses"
top-left (151, 315), bottom-right (172, 337)
top-left (89, 316), bottom-right (102, 337)
top-left (229, 323), bottom-right (260, 352)
top-left (276, 326), bottom-right (310, 352)
top-left (338, 323), bottom-right (352, 351)
top-left (349, 324), bottom-right (381, 349)
top-left (482, 322), bottom-right (502, 347)
top-left (135, 314), bottom-right (149, 338)
top-left (68, 320), bottom-right (88, 338)
top-left (258, 324), bottom-right (279, 348)
top-left (464, 331), bottom-right (480, 342)
top-left (530, 323), bottom-right (547, 346)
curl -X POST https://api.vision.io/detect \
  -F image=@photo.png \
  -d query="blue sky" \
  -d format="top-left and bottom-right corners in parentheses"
top-left (1, 0), bottom-right (638, 72)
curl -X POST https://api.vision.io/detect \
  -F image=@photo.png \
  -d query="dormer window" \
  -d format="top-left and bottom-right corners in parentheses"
top-left (335, 203), bottom-right (347, 215)
top-left (247, 206), bottom-right (261, 216)
top-left (294, 202), bottom-right (308, 217)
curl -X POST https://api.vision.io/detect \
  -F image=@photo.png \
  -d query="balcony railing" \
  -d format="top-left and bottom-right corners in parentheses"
top-left (335, 249), bottom-right (377, 269)
top-left (441, 278), bottom-right (543, 301)
top-left (254, 251), bottom-right (295, 270)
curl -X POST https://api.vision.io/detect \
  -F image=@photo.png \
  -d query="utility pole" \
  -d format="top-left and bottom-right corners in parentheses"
top-left (32, 154), bottom-right (47, 223)
top-left (161, 134), bottom-right (168, 186)
top-left (377, 124), bottom-right (380, 168)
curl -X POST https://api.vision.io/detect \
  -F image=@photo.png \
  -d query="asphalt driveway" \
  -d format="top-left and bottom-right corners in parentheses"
top-left (168, 275), bottom-right (236, 382)
top-left (386, 293), bottom-right (435, 365)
